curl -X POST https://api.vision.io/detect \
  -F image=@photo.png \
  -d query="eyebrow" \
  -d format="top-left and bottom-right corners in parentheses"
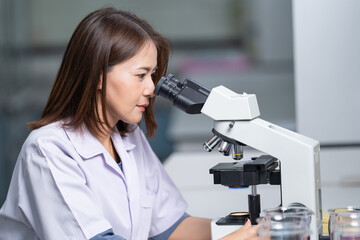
top-left (137, 66), bottom-right (158, 72)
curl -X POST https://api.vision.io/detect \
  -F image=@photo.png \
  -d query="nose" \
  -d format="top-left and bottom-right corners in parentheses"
top-left (143, 77), bottom-right (155, 97)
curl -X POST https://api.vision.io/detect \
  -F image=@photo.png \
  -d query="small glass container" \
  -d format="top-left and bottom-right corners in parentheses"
top-left (263, 206), bottom-right (314, 229)
top-left (258, 206), bottom-right (314, 240)
top-left (329, 207), bottom-right (360, 240)
top-left (331, 211), bottom-right (360, 240)
top-left (257, 218), bottom-right (311, 240)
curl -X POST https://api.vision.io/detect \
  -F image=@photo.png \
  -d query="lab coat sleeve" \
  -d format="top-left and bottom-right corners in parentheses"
top-left (18, 132), bottom-right (112, 240)
top-left (136, 129), bottom-right (188, 237)
top-left (150, 213), bottom-right (190, 240)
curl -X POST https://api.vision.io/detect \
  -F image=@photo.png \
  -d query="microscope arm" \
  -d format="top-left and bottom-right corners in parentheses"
top-left (202, 86), bottom-right (322, 239)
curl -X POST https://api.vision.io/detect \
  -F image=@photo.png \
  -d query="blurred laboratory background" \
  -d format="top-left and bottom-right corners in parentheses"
top-left (0, 0), bottom-right (359, 218)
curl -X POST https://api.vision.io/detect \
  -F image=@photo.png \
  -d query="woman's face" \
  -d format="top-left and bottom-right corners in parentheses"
top-left (102, 41), bottom-right (157, 126)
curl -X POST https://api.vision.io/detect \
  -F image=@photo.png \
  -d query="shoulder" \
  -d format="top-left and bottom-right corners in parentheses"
top-left (21, 121), bottom-right (73, 158)
top-left (28, 121), bottom-right (66, 138)
top-left (26, 121), bottom-right (67, 144)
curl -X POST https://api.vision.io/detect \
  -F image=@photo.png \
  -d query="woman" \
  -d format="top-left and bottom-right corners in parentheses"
top-left (0, 8), bottom-right (258, 240)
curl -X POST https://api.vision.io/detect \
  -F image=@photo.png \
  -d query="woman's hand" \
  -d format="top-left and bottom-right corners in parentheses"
top-left (219, 219), bottom-right (259, 240)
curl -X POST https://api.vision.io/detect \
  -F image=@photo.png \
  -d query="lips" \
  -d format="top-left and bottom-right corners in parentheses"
top-left (137, 104), bottom-right (149, 108)
top-left (137, 104), bottom-right (148, 111)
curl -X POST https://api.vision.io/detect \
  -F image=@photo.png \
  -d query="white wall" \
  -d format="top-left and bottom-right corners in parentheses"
top-left (293, 0), bottom-right (360, 144)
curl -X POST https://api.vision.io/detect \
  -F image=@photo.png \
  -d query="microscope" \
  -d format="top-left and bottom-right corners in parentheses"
top-left (154, 74), bottom-right (323, 240)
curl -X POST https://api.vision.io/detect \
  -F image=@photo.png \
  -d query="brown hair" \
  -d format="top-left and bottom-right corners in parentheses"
top-left (28, 7), bottom-right (169, 138)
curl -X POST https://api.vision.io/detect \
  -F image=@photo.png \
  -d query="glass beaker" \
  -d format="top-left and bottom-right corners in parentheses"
top-left (263, 206), bottom-right (314, 230)
top-left (331, 211), bottom-right (360, 240)
top-left (258, 206), bottom-right (314, 240)
top-left (329, 207), bottom-right (360, 240)
top-left (257, 218), bottom-right (311, 240)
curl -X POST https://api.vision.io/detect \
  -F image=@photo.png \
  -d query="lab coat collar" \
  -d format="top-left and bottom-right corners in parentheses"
top-left (64, 125), bottom-right (103, 159)
top-left (63, 123), bottom-right (136, 159)
top-left (112, 133), bottom-right (136, 152)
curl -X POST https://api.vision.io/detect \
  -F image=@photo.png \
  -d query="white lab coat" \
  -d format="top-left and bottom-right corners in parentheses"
top-left (0, 121), bottom-right (187, 240)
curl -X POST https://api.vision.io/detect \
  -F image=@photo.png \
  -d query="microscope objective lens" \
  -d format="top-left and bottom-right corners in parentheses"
top-left (232, 144), bottom-right (244, 160)
top-left (218, 141), bottom-right (232, 156)
top-left (203, 135), bottom-right (221, 152)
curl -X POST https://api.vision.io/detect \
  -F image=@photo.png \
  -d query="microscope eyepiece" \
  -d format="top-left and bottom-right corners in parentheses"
top-left (154, 74), bottom-right (210, 114)
top-left (154, 74), bottom-right (182, 103)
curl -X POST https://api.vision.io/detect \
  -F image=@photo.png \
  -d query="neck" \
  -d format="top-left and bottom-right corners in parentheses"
top-left (95, 104), bottom-right (119, 162)
top-left (97, 133), bottom-right (120, 163)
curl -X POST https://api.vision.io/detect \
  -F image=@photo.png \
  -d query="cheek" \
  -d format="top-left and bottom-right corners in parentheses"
top-left (108, 78), bottom-right (127, 96)
top-left (108, 83), bottom-right (141, 106)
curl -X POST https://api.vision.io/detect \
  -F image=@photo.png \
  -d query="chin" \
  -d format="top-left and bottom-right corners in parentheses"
top-left (124, 116), bottom-right (143, 125)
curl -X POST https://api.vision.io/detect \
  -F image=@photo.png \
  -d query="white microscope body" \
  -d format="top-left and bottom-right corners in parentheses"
top-left (154, 75), bottom-right (322, 240)
top-left (201, 86), bottom-right (322, 240)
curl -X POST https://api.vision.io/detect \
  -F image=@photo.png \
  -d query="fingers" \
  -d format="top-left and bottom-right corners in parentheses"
top-left (243, 218), bottom-right (252, 228)
top-left (241, 226), bottom-right (259, 240)
top-left (221, 219), bottom-right (259, 240)
top-left (244, 219), bottom-right (260, 240)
